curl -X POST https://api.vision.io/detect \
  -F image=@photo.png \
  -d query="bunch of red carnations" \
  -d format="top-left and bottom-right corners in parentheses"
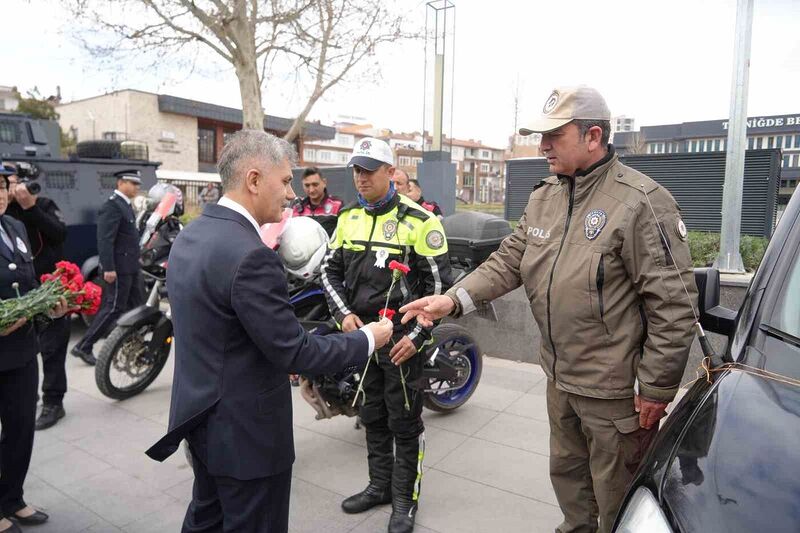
top-left (0, 261), bottom-right (102, 329)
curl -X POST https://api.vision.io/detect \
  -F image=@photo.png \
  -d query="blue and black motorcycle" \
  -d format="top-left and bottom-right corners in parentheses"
top-left (276, 213), bottom-right (504, 419)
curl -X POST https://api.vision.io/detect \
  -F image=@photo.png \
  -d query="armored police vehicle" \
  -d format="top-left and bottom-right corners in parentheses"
top-left (0, 112), bottom-right (158, 278)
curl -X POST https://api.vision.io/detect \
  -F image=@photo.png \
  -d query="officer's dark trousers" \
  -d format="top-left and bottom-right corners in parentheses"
top-left (0, 357), bottom-right (38, 516)
top-left (358, 340), bottom-right (425, 503)
top-left (76, 271), bottom-right (143, 353)
top-left (183, 426), bottom-right (291, 533)
top-left (39, 316), bottom-right (71, 406)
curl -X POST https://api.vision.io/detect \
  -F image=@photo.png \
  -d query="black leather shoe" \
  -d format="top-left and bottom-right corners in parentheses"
top-left (36, 405), bottom-right (65, 431)
top-left (341, 484), bottom-right (391, 514)
top-left (0, 519), bottom-right (22, 532)
top-left (388, 499), bottom-right (417, 533)
top-left (71, 346), bottom-right (96, 366)
top-left (11, 508), bottom-right (49, 525)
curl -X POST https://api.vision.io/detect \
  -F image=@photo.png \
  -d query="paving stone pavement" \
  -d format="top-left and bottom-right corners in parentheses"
top-left (8, 327), bottom-right (565, 533)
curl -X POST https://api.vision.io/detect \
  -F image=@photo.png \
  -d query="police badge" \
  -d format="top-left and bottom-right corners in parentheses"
top-left (584, 209), bottom-right (607, 240)
top-left (383, 219), bottom-right (398, 240)
top-left (324, 202), bottom-right (333, 214)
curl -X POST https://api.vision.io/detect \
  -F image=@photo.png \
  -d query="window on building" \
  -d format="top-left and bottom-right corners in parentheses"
top-left (795, 134), bottom-right (800, 148)
top-left (785, 136), bottom-right (793, 149)
top-left (480, 163), bottom-right (490, 172)
top-left (691, 140), bottom-right (697, 152)
top-left (198, 127), bottom-right (216, 163)
top-left (319, 150), bottom-right (331, 162)
top-left (783, 155), bottom-right (790, 168)
top-left (756, 137), bottom-right (763, 149)
top-left (102, 131), bottom-right (127, 141)
top-left (777, 136), bottom-right (784, 150)
top-left (768, 136), bottom-right (775, 148)
top-left (338, 152), bottom-right (349, 164)
top-left (399, 156), bottom-right (411, 166)
top-left (303, 148), bottom-right (316, 161)
top-left (748, 137), bottom-right (754, 150)
top-left (714, 139), bottom-right (721, 151)
top-left (463, 175), bottom-right (474, 187)
top-left (481, 150), bottom-right (490, 159)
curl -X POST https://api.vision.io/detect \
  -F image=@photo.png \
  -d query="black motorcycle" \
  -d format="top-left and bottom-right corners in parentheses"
top-left (95, 188), bottom-right (181, 400)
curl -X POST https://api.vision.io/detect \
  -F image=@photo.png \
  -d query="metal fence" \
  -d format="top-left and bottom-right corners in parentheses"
top-left (505, 149), bottom-right (781, 237)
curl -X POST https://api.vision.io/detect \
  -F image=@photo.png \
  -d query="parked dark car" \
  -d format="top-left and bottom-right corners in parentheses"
top-left (614, 188), bottom-right (800, 533)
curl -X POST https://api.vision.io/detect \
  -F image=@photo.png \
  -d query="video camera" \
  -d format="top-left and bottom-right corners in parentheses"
top-left (3, 162), bottom-right (41, 195)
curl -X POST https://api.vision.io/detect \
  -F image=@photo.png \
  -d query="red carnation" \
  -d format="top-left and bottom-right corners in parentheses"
top-left (378, 308), bottom-right (396, 321)
top-left (388, 261), bottom-right (411, 275)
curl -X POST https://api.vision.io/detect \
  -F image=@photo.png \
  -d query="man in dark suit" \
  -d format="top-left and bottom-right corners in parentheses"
top-left (146, 130), bottom-right (393, 533)
top-left (71, 170), bottom-right (143, 365)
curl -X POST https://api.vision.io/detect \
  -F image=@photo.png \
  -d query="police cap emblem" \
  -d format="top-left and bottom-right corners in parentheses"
top-left (360, 140), bottom-right (372, 151)
top-left (382, 219), bottom-right (398, 240)
top-left (543, 90), bottom-right (560, 115)
top-left (425, 230), bottom-right (445, 250)
top-left (584, 209), bottom-right (607, 240)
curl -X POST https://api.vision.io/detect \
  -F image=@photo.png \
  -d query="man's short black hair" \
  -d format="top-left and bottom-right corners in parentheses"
top-left (573, 119), bottom-right (611, 145)
top-left (408, 178), bottom-right (421, 189)
top-left (303, 167), bottom-right (324, 180)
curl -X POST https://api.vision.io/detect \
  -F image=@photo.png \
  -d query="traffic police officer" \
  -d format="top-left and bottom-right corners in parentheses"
top-left (71, 169), bottom-right (143, 365)
top-left (3, 164), bottom-right (70, 430)
top-left (323, 138), bottom-right (452, 533)
top-left (1, 167), bottom-right (71, 530)
top-left (292, 167), bottom-right (343, 236)
top-left (401, 86), bottom-right (697, 533)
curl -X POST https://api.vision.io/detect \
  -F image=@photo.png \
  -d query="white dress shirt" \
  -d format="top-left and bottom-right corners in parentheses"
top-left (216, 195), bottom-right (375, 354)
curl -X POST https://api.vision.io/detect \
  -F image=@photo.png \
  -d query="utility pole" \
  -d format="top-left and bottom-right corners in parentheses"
top-left (715, 0), bottom-right (754, 273)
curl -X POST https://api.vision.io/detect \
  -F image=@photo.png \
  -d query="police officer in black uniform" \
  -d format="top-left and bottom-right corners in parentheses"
top-left (0, 168), bottom-right (71, 531)
top-left (3, 164), bottom-right (70, 430)
top-left (71, 170), bottom-right (143, 365)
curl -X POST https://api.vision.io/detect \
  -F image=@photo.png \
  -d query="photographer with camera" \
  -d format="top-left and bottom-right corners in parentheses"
top-left (3, 162), bottom-right (70, 431)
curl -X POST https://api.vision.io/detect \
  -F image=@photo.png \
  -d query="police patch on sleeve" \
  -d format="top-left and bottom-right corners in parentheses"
top-left (584, 209), bottom-right (607, 240)
top-left (676, 218), bottom-right (688, 241)
top-left (425, 230), bottom-right (445, 250)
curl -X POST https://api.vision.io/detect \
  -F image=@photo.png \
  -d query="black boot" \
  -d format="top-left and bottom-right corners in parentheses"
top-left (341, 483), bottom-right (391, 514)
top-left (35, 404), bottom-right (65, 430)
top-left (388, 496), bottom-right (417, 533)
top-left (70, 346), bottom-right (96, 366)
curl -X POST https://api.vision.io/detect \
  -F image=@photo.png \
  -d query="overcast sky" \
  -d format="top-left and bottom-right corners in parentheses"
top-left (4, 0), bottom-right (799, 148)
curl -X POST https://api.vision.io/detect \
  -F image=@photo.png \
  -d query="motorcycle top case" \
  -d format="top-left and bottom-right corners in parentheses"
top-left (442, 211), bottom-right (512, 266)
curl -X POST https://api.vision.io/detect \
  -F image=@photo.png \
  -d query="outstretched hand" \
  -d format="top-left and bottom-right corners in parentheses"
top-left (399, 295), bottom-right (455, 328)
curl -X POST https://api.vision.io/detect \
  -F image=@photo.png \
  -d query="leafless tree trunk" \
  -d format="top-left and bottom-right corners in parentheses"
top-left (626, 131), bottom-right (647, 154)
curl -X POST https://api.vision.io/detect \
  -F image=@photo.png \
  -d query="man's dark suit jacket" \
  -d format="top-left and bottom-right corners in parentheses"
top-left (98, 193), bottom-right (139, 275)
top-left (146, 203), bottom-right (369, 480)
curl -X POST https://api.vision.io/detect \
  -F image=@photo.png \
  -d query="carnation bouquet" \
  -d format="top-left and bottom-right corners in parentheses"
top-left (0, 261), bottom-right (102, 330)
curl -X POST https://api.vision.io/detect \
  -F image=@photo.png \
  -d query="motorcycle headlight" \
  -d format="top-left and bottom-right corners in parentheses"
top-left (615, 486), bottom-right (672, 533)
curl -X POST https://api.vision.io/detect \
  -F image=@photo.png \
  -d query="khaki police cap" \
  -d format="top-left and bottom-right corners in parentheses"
top-left (519, 86), bottom-right (611, 135)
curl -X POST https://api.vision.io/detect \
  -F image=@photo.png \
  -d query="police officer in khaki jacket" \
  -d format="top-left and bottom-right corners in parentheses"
top-left (401, 86), bottom-right (697, 533)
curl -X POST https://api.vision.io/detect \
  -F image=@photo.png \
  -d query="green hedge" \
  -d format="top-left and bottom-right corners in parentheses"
top-left (687, 231), bottom-right (767, 271)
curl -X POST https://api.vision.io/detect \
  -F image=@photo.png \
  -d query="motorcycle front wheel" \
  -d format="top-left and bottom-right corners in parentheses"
top-left (95, 323), bottom-right (171, 400)
top-left (423, 323), bottom-right (483, 412)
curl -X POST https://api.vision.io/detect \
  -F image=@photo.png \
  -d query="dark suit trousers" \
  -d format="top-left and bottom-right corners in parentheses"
top-left (183, 426), bottom-right (292, 533)
top-left (77, 271), bottom-right (144, 352)
top-left (40, 317), bottom-right (71, 406)
top-left (0, 357), bottom-right (38, 516)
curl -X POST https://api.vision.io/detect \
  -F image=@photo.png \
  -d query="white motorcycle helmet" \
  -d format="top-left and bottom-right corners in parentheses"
top-left (278, 216), bottom-right (330, 280)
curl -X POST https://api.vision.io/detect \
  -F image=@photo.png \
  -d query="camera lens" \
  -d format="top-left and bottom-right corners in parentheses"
top-left (25, 181), bottom-right (41, 195)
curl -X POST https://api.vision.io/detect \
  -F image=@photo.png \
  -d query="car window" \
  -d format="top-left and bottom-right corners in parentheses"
top-left (771, 247), bottom-right (800, 340)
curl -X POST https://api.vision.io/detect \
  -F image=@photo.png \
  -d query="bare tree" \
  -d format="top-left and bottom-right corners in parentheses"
top-left (65, 0), bottom-right (414, 139)
top-left (625, 131), bottom-right (648, 155)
